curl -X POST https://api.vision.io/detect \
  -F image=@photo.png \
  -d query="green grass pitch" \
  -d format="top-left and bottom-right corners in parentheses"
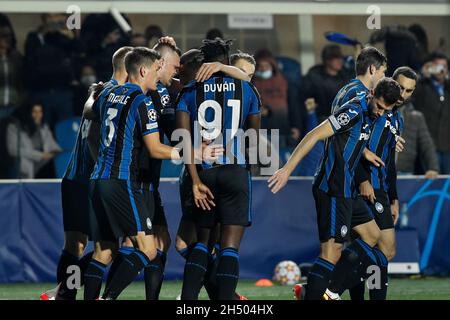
top-left (0, 277), bottom-right (449, 300)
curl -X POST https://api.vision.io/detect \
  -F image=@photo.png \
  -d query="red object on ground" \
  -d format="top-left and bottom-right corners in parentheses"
top-left (255, 279), bottom-right (274, 287)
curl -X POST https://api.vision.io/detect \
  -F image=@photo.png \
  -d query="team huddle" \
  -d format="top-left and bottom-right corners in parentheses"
top-left (40, 34), bottom-right (417, 300)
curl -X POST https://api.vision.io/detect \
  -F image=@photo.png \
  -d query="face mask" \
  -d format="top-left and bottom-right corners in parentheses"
top-left (81, 75), bottom-right (96, 87)
top-left (256, 70), bottom-right (273, 80)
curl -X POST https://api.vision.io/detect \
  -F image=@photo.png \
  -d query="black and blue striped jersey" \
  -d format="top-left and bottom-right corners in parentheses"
top-left (91, 82), bottom-right (159, 181)
top-left (176, 76), bottom-right (261, 170)
top-left (366, 110), bottom-right (403, 191)
top-left (331, 78), bottom-right (370, 114)
top-left (313, 93), bottom-right (372, 198)
top-left (138, 82), bottom-right (176, 191)
top-left (64, 79), bottom-right (118, 181)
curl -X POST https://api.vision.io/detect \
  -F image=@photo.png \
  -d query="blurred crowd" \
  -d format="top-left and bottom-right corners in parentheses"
top-left (0, 13), bottom-right (449, 179)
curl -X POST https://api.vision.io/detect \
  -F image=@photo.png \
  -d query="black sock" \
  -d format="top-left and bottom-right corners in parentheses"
top-left (105, 246), bottom-right (134, 289)
top-left (78, 251), bottom-right (94, 286)
top-left (57, 250), bottom-right (79, 284)
top-left (349, 281), bottom-right (366, 300)
top-left (103, 249), bottom-right (150, 300)
top-left (55, 250), bottom-right (80, 300)
top-left (178, 243), bottom-right (196, 260)
top-left (83, 259), bottom-right (107, 300)
top-left (144, 249), bottom-right (167, 300)
top-left (181, 242), bottom-right (210, 300)
top-left (328, 239), bottom-right (377, 295)
top-left (216, 247), bottom-right (240, 300)
top-left (204, 252), bottom-right (219, 300)
top-left (304, 257), bottom-right (335, 300)
top-left (369, 248), bottom-right (388, 300)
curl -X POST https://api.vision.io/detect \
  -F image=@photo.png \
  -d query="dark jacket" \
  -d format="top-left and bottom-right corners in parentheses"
top-left (300, 64), bottom-right (352, 123)
top-left (413, 77), bottom-right (450, 152)
top-left (397, 102), bottom-right (440, 173)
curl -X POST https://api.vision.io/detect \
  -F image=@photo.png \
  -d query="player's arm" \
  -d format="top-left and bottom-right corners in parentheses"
top-left (176, 94), bottom-right (215, 211)
top-left (143, 132), bottom-right (180, 160)
top-left (87, 120), bottom-right (101, 159)
top-left (195, 62), bottom-right (251, 82)
top-left (268, 119), bottom-right (334, 193)
top-left (356, 159), bottom-right (376, 204)
top-left (83, 82), bottom-right (104, 120)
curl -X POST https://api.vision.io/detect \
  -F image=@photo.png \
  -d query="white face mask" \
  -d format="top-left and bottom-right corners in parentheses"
top-left (81, 75), bottom-right (96, 87)
top-left (256, 69), bottom-right (273, 80)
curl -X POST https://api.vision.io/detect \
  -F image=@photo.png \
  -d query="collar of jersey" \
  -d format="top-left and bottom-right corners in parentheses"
top-left (351, 78), bottom-right (369, 92)
top-left (110, 78), bottom-right (118, 86)
top-left (123, 82), bottom-right (143, 93)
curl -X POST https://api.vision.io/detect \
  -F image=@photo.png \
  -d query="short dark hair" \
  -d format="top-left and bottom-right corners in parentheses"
top-left (355, 46), bottom-right (387, 76)
top-left (152, 42), bottom-right (182, 57)
top-left (230, 50), bottom-right (256, 66)
top-left (124, 47), bottom-right (161, 76)
top-left (424, 51), bottom-right (448, 64)
top-left (180, 49), bottom-right (204, 73)
top-left (321, 44), bottom-right (343, 63)
top-left (392, 66), bottom-right (418, 82)
top-left (373, 77), bottom-right (401, 105)
top-left (112, 46), bottom-right (133, 72)
top-left (206, 28), bottom-right (223, 41)
top-left (199, 38), bottom-right (233, 63)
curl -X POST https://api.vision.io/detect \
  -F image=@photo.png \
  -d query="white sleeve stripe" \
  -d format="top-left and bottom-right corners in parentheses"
top-left (329, 115), bottom-right (341, 130)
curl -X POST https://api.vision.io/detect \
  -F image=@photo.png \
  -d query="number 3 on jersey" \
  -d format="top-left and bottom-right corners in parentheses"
top-left (198, 99), bottom-right (240, 140)
top-left (105, 108), bottom-right (118, 146)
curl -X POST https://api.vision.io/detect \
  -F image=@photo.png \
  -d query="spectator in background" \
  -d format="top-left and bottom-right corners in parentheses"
top-left (145, 25), bottom-right (163, 48)
top-left (25, 13), bottom-right (82, 128)
top-left (408, 24), bottom-right (429, 67)
top-left (130, 33), bottom-right (147, 47)
top-left (393, 67), bottom-right (439, 178)
top-left (7, 102), bottom-right (62, 179)
top-left (300, 44), bottom-right (352, 123)
top-left (413, 52), bottom-right (450, 174)
top-left (81, 13), bottom-right (130, 81)
top-left (73, 63), bottom-right (97, 116)
top-left (206, 28), bottom-right (223, 41)
top-left (0, 13), bottom-right (24, 120)
top-left (369, 25), bottom-right (422, 74)
top-left (253, 49), bottom-right (299, 147)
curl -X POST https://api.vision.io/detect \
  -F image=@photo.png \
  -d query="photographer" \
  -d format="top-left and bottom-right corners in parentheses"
top-left (413, 52), bottom-right (450, 174)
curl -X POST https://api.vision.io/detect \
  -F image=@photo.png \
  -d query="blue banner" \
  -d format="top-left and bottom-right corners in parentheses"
top-left (0, 177), bottom-right (448, 283)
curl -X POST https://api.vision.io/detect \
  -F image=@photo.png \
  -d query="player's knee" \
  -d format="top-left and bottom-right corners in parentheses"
top-left (320, 243), bottom-right (342, 264)
top-left (141, 247), bottom-right (157, 261)
top-left (93, 249), bottom-right (114, 265)
top-left (381, 244), bottom-right (396, 261)
top-left (362, 228), bottom-right (381, 247)
top-left (175, 235), bottom-right (188, 253)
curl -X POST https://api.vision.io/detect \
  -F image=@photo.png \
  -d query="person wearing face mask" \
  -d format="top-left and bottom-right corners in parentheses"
top-left (253, 49), bottom-right (299, 148)
top-left (73, 63), bottom-right (97, 116)
top-left (413, 52), bottom-right (450, 174)
top-left (6, 102), bottom-right (62, 178)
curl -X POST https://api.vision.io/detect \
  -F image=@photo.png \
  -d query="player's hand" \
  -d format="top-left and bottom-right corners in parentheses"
top-left (193, 182), bottom-right (215, 211)
top-left (202, 143), bottom-right (225, 162)
top-left (391, 199), bottom-right (400, 225)
top-left (363, 148), bottom-right (385, 167)
top-left (425, 170), bottom-right (438, 179)
top-left (89, 82), bottom-right (104, 99)
top-left (158, 36), bottom-right (177, 47)
top-left (359, 180), bottom-right (376, 204)
top-left (195, 62), bottom-right (223, 82)
top-left (268, 167), bottom-right (290, 194)
top-left (395, 136), bottom-right (406, 153)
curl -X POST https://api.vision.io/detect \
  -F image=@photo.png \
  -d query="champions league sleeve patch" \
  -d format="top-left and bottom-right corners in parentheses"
top-left (148, 109), bottom-right (158, 122)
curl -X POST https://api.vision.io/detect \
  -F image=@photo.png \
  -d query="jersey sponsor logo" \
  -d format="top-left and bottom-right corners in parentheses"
top-left (341, 225), bottom-right (348, 238)
top-left (384, 119), bottom-right (398, 136)
top-left (204, 82), bottom-right (236, 93)
top-left (148, 109), bottom-right (158, 122)
top-left (375, 202), bottom-right (384, 213)
top-left (359, 132), bottom-right (370, 140)
top-left (337, 113), bottom-right (350, 126)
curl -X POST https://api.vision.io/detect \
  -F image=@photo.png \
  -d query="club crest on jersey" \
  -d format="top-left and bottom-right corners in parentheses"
top-left (161, 94), bottom-right (170, 107)
top-left (148, 109), bottom-right (158, 122)
top-left (341, 225), bottom-right (348, 238)
top-left (375, 202), bottom-right (384, 213)
top-left (337, 113), bottom-right (350, 126)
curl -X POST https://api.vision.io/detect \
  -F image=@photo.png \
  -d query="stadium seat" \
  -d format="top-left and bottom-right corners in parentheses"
top-left (160, 160), bottom-right (182, 178)
top-left (54, 117), bottom-right (81, 151)
top-left (276, 56), bottom-right (302, 89)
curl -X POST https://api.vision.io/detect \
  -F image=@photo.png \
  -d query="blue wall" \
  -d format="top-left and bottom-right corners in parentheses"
top-left (0, 177), bottom-right (449, 283)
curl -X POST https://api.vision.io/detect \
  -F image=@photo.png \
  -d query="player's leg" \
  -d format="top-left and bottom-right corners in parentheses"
top-left (203, 224), bottom-right (221, 300)
top-left (326, 198), bottom-right (381, 298)
top-left (84, 240), bottom-right (117, 300)
top-left (144, 192), bottom-right (171, 300)
top-left (101, 180), bottom-right (157, 300)
top-left (105, 238), bottom-right (134, 289)
top-left (304, 187), bottom-right (351, 300)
